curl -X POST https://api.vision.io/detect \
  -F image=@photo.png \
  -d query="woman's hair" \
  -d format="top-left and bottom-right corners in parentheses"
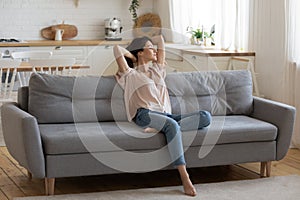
top-left (125, 36), bottom-right (152, 68)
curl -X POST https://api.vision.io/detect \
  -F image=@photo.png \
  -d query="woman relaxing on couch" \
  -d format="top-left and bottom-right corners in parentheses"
top-left (113, 35), bottom-right (211, 196)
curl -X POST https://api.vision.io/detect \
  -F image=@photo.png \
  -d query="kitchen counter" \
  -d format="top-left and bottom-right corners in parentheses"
top-left (182, 49), bottom-right (255, 57)
top-left (165, 43), bottom-right (255, 58)
top-left (0, 41), bottom-right (255, 57)
top-left (0, 40), bottom-right (131, 47)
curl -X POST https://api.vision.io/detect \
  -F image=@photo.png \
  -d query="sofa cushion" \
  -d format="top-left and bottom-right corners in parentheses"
top-left (17, 86), bottom-right (29, 112)
top-left (28, 70), bottom-right (253, 124)
top-left (185, 115), bottom-right (277, 146)
top-left (166, 70), bottom-right (253, 115)
top-left (28, 73), bottom-right (127, 123)
top-left (39, 116), bottom-right (277, 155)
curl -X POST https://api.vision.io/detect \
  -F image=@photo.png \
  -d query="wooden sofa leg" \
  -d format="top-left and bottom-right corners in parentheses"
top-left (260, 162), bottom-right (266, 177)
top-left (266, 161), bottom-right (271, 177)
top-left (45, 178), bottom-right (55, 195)
top-left (27, 170), bottom-right (32, 180)
top-left (260, 161), bottom-right (272, 177)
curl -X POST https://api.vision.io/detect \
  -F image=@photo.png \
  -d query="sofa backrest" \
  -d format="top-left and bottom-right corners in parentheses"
top-left (23, 70), bottom-right (253, 124)
top-left (27, 73), bottom-right (126, 123)
top-left (165, 70), bottom-right (253, 116)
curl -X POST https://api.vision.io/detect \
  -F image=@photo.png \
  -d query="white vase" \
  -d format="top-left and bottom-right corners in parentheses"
top-left (204, 38), bottom-right (212, 47)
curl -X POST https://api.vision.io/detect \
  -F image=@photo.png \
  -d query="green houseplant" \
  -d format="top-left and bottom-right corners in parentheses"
top-left (189, 25), bottom-right (215, 46)
top-left (189, 28), bottom-right (204, 45)
top-left (129, 0), bottom-right (140, 21)
top-left (192, 29), bottom-right (203, 40)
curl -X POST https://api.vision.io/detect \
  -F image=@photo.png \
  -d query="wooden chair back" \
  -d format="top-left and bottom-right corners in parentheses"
top-left (11, 51), bottom-right (53, 86)
top-left (29, 58), bottom-right (76, 76)
top-left (0, 59), bottom-right (21, 102)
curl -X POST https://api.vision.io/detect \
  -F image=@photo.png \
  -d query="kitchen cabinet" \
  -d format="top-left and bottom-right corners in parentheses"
top-left (0, 46), bottom-right (30, 58)
top-left (165, 46), bottom-right (260, 96)
top-left (29, 46), bottom-right (88, 65)
top-left (86, 45), bottom-right (118, 76)
top-left (183, 54), bottom-right (255, 71)
top-left (166, 49), bottom-right (255, 72)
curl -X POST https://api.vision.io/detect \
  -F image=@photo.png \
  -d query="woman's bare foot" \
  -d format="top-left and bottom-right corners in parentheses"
top-left (181, 176), bottom-right (197, 196)
top-left (177, 165), bottom-right (197, 196)
top-left (144, 127), bottom-right (158, 133)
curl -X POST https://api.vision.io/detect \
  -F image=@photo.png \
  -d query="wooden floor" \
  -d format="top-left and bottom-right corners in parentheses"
top-left (0, 147), bottom-right (300, 200)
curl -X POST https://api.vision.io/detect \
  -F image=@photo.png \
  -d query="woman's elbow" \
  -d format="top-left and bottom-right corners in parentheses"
top-left (113, 45), bottom-right (121, 58)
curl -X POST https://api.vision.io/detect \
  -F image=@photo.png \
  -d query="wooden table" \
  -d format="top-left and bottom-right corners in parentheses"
top-left (1, 63), bottom-right (90, 87)
top-left (18, 65), bottom-right (89, 72)
top-left (2, 62), bottom-right (90, 72)
top-left (181, 49), bottom-right (255, 57)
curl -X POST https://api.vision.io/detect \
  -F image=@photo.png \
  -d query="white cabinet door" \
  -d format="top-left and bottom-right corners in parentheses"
top-left (183, 54), bottom-right (231, 71)
top-left (182, 54), bottom-right (256, 72)
top-left (208, 57), bottom-right (230, 71)
top-left (183, 54), bottom-right (209, 71)
top-left (29, 46), bottom-right (88, 65)
top-left (170, 54), bottom-right (228, 72)
top-left (227, 56), bottom-right (255, 70)
top-left (87, 45), bottom-right (118, 76)
top-left (166, 54), bottom-right (209, 72)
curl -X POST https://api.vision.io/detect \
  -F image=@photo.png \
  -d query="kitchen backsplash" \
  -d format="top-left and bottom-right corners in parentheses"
top-left (0, 0), bottom-right (154, 40)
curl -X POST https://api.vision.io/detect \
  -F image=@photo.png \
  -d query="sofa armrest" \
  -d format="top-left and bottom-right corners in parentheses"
top-left (250, 96), bottom-right (296, 160)
top-left (1, 102), bottom-right (45, 178)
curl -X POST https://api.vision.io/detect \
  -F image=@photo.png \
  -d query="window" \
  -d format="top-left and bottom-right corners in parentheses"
top-left (170, 0), bottom-right (250, 50)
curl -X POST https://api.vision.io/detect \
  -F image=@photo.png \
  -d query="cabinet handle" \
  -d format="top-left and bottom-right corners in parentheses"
top-left (55, 46), bottom-right (62, 50)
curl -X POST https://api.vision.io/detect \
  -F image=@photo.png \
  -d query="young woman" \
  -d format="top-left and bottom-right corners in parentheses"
top-left (113, 35), bottom-right (211, 196)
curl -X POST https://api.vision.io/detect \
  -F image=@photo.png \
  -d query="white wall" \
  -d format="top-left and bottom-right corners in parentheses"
top-left (153, 0), bottom-right (171, 30)
top-left (0, 0), bottom-right (154, 40)
top-left (153, 0), bottom-right (173, 42)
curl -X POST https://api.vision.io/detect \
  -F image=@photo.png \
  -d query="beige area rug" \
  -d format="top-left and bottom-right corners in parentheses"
top-left (15, 175), bottom-right (300, 200)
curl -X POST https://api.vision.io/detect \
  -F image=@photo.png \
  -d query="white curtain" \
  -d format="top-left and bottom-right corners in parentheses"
top-left (285, 0), bottom-right (300, 148)
top-left (169, 0), bottom-right (250, 50)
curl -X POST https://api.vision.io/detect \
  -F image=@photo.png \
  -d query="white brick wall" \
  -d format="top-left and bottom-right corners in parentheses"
top-left (0, 0), bottom-right (154, 40)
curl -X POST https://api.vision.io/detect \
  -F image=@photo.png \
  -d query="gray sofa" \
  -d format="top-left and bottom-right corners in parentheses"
top-left (1, 70), bottom-right (296, 195)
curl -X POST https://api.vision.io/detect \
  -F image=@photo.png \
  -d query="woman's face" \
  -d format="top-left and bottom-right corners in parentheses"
top-left (139, 41), bottom-right (157, 62)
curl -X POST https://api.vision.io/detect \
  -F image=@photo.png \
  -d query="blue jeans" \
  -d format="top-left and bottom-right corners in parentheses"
top-left (132, 108), bottom-right (211, 167)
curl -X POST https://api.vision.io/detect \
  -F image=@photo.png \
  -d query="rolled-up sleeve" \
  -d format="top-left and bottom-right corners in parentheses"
top-left (153, 62), bottom-right (167, 78)
top-left (115, 68), bottom-right (133, 90)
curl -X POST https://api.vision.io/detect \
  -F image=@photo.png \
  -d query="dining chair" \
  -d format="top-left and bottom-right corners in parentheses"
top-left (0, 59), bottom-right (21, 103)
top-left (11, 51), bottom-right (53, 86)
top-left (29, 58), bottom-right (76, 76)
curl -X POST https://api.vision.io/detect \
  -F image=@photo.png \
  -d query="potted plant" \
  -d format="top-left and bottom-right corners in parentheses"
top-left (188, 28), bottom-right (203, 45)
top-left (203, 32), bottom-right (213, 46)
top-left (203, 25), bottom-right (215, 46)
top-left (188, 25), bottom-right (215, 46)
top-left (129, 0), bottom-right (140, 22)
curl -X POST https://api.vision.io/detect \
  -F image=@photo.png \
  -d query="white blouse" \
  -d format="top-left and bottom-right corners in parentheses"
top-left (115, 63), bottom-right (172, 121)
